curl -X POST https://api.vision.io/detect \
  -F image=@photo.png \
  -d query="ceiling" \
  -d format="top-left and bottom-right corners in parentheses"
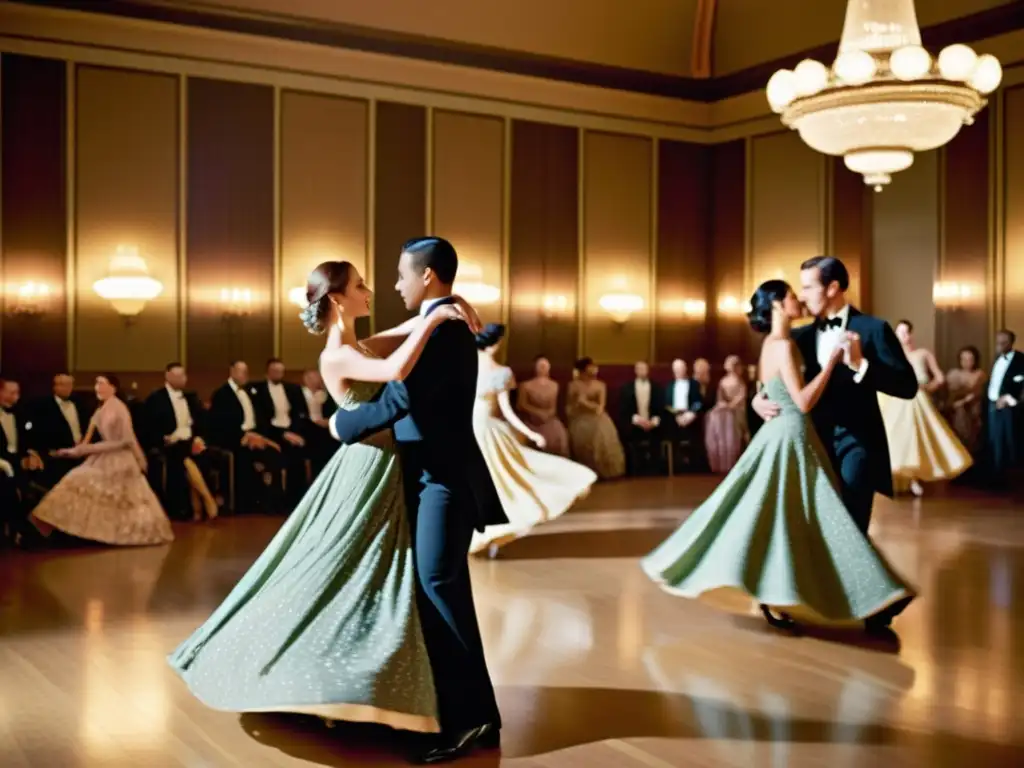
top-left (177, 0), bottom-right (1017, 77)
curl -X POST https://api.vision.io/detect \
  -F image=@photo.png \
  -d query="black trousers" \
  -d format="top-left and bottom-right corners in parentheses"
top-left (232, 445), bottom-right (284, 513)
top-left (835, 441), bottom-right (875, 535)
top-left (157, 441), bottom-right (214, 518)
top-left (986, 402), bottom-right (1018, 484)
top-left (267, 427), bottom-right (309, 505)
top-left (402, 463), bottom-right (500, 732)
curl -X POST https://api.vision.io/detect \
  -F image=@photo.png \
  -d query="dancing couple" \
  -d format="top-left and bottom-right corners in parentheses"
top-left (170, 237), bottom-right (506, 764)
top-left (644, 256), bottom-right (920, 632)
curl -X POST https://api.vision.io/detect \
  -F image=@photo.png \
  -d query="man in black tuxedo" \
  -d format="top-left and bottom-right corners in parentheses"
top-left (144, 362), bottom-right (213, 518)
top-left (331, 237), bottom-right (506, 764)
top-left (664, 359), bottom-right (706, 470)
top-left (753, 256), bottom-right (917, 542)
top-left (619, 361), bottom-right (664, 475)
top-left (208, 361), bottom-right (283, 513)
top-left (28, 373), bottom-right (87, 487)
top-left (984, 329), bottom-right (1024, 487)
top-left (0, 378), bottom-right (45, 544)
top-left (251, 357), bottom-right (309, 504)
top-left (299, 368), bottom-right (337, 476)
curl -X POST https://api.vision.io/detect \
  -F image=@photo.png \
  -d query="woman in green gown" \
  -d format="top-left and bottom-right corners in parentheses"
top-left (642, 280), bottom-right (916, 631)
top-left (168, 261), bottom-right (476, 733)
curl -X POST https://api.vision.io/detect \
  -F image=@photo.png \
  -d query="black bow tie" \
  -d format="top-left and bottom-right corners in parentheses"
top-left (817, 316), bottom-right (843, 330)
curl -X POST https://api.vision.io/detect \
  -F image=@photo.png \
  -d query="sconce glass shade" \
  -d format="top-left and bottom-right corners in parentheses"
top-left (599, 292), bottom-right (644, 323)
top-left (453, 263), bottom-right (500, 305)
top-left (289, 286), bottom-right (307, 308)
top-left (93, 247), bottom-right (163, 316)
top-left (11, 281), bottom-right (52, 315)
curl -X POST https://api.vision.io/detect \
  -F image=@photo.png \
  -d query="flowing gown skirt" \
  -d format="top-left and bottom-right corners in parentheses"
top-left (643, 377), bottom-right (916, 626)
top-left (167, 438), bottom-right (439, 732)
top-left (878, 389), bottom-right (973, 486)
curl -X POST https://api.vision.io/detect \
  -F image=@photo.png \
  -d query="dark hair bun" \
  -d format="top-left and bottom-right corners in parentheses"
top-left (475, 323), bottom-right (506, 350)
top-left (746, 279), bottom-right (791, 334)
top-left (299, 296), bottom-right (331, 335)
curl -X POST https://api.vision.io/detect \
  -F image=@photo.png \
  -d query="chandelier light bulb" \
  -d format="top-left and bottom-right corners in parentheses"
top-left (889, 45), bottom-right (931, 80)
top-left (833, 50), bottom-right (877, 85)
top-left (794, 59), bottom-right (830, 96)
top-left (969, 54), bottom-right (1003, 94)
top-left (937, 44), bottom-right (978, 81)
top-left (766, 69), bottom-right (798, 112)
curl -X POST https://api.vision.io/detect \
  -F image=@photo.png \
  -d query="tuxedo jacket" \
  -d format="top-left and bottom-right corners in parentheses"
top-left (208, 382), bottom-right (267, 449)
top-left (793, 307), bottom-right (917, 497)
top-left (665, 378), bottom-right (704, 415)
top-left (331, 297), bottom-right (506, 532)
top-left (143, 388), bottom-right (206, 450)
top-left (251, 380), bottom-right (308, 434)
top-left (619, 379), bottom-right (666, 432)
top-left (27, 396), bottom-right (88, 454)
top-left (0, 406), bottom-right (31, 462)
top-left (989, 350), bottom-right (1024, 401)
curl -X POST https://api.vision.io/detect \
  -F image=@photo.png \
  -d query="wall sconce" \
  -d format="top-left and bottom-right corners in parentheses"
top-left (220, 288), bottom-right (253, 319)
top-left (716, 294), bottom-right (750, 317)
top-left (93, 245), bottom-right (163, 318)
top-left (8, 281), bottom-right (52, 317)
top-left (453, 263), bottom-right (500, 305)
top-left (599, 292), bottom-right (644, 324)
top-left (288, 286), bottom-right (307, 308)
top-left (541, 294), bottom-right (570, 317)
top-left (659, 298), bottom-right (707, 320)
top-left (933, 281), bottom-right (982, 310)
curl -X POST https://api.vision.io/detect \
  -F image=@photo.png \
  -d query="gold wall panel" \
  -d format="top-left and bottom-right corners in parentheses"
top-left (1004, 87), bottom-right (1024, 338)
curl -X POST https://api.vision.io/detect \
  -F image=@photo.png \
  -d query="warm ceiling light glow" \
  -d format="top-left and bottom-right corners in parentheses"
top-left (453, 263), bottom-right (501, 305)
top-left (659, 298), bottom-right (707, 319)
top-left (934, 280), bottom-right (982, 308)
top-left (542, 294), bottom-right (570, 315)
top-left (220, 288), bottom-right (253, 317)
top-left (9, 281), bottom-right (52, 316)
top-left (716, 295), bottom-right (751, 316)
top-left (767, 0), bottom-right (1000, 191)
top-left (599, 292), bottom-right (644, 323)
top-left (289, 286), bottom-right (307, 308)
top-left (92, 246), bottom-right (163, 317)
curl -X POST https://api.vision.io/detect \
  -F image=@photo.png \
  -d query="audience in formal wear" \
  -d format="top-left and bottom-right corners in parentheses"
top-left (517, 355), bottom-right (570, 457)
top-left (985, 329), bottom-right (1024, 488)
top-left (299, 368), bottom-right (336, 476)
top-left (619, 361), bottom-right (664, 475)
top-left (251, 357), bottom-right (309, 504)
top-left (144, 362), bottom-right (218, 521)
top-left (208, 361), bottom-right (284, 513)
top-left (27, 373), bottom-right (86, 487)
top-left (567, 357), bottom-right (626, 480)
top-left (704, 355), bottom-right (749, 474)
top-left (663, 359), bottom-right (706, 471)
top-left (944, 345), bottom-right (987, 456)
top-left (1, 379), bottom-right (45, 541)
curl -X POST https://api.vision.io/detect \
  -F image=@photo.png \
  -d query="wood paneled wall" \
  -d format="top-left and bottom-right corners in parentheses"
top-left (2, 51), bottom-right (1021, 395)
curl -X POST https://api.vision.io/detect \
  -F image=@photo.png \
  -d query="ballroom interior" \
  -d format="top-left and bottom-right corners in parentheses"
top-left (2, 0), bottom-right (1024, 766)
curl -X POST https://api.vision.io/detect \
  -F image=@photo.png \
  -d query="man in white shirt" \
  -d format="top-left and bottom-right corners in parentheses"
top-left (619, 361), bottom-right (665, 475)
top-left (0, 378), bottom-right (44, 545)
top-left (27, 373), bottom-right (85, 486)
top-left (252, 358), bottom-right (309, 504)
top-left (144, 362), bottom-right (214, 518)
top-left (664, 359), bottom-right (707, 470)
top-left (985, 329), bottom-right (1024, 486)
top-left (208, 360), bottom-right (284, 513)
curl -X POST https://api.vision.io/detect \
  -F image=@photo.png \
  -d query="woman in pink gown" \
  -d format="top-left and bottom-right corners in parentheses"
top-left (32, 374), bottom-right (173, 546)
top-left (704, 355), bottom-right (749, 474)
top-left (517, 355), bottom-right (570, 457)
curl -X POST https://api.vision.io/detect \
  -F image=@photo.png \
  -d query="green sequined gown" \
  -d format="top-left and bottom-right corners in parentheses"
top-left (168, 381), bottom-right (439, 733)
top-left (642, 376), bottom-right (916, 625)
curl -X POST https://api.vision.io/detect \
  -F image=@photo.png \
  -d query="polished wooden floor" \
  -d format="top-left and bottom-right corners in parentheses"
top-left (2, 477), bottom-right (1023, 767)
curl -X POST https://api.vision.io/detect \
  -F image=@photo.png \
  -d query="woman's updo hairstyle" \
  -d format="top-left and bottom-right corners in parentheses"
top-left (746, 279), bottom-right (791, 334)
top-left (299, 260), bottom-right (353, 335)
top-left (475, 323), bottom-right (506, 350)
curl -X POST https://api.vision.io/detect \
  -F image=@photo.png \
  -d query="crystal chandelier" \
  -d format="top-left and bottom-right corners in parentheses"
top-left (766, 0), bottom-right (1002, 190)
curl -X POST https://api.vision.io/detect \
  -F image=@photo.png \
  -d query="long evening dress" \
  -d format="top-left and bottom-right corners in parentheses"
top-left (642, 375), bottom-right (916, 626)
top-left (944, 368), bottom-right (985, 454)
top-left (470, 366), bottom-right (596, 554)
top-left (878, 348), bottom-right (973, 488)
top-left (566, 379), bottom-right (625, 479)
top-left (31, 397), bottom-right (173, 546)
top-left (168, 379), bottom-right (439, 733)
top-left (517, 378), bottom-right (570, 457)
top-left (704, 376), bottom-right (748, 474)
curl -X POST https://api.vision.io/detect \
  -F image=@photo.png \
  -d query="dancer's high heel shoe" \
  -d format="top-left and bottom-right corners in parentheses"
top-left (760, 604), bottom-right (797, 631)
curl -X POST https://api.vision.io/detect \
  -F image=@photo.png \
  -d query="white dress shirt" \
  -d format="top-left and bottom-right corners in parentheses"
top-left (815, 303), bottom-right (869, 382)
top-left (419, 296), bottom-right (449, 317)
top-left (631, 379), bottom-right (660, 426)
top-left (228, 379), bottom-right (257, 432)
top-left (165, 385), bottom-right (193, 442)
top-left (988, 351), bottom-right (1018, 405)
top-left (304, 386), bottom-right (327, 422)
top-left (672, 379), bottom-right (691, 411)
top-left (0, 409), bottom-right (16, 455)
top-left (56, 396), bottom-right (83, 444)
top-left (267, 381), bottom-right (292, 429)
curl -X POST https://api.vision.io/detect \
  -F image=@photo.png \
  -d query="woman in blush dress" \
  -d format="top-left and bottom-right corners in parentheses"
top-left (943, 345), bottom-right (986, 455)
top-left (470, 326), bottom-right (596, 556)
top-left (704, 355), bottom-right (749, 473)
top-left (31, 374), bottom-right (173, 546)
top-left (516, 355), bottom-right (570, 457)
top-left (169, 260), bottom-right (478, 738)
top-left (643, 280), bottom-right (915, 633)
top-left (566, 357), bottom-right (626, 480)
top-left (878, 319), bottom-right (972, 496)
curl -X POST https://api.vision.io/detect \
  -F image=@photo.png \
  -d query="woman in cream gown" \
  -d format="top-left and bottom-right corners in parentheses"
top-left (566, 357), bottom-right (626, 479)
top-left (470, 324), bottom-right (596, 556)
top-left (878, 319), bottom-right (972, 496)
